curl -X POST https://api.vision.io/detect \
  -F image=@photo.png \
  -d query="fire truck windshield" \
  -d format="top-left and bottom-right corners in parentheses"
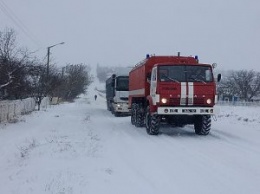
top-left (116, 77), bottom-right (129, 91)
top-left (158, 65), bottom-right (213, 83)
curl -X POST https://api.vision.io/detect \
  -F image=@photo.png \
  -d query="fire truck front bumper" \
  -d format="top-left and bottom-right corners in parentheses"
top-left (157, 107), bottom-right (220, 115)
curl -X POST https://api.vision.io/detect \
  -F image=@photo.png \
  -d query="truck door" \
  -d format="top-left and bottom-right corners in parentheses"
top-left (150, 67), bottom-right (159, 105)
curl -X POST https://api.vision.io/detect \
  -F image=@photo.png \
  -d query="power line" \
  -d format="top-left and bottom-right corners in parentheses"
top-left (0, 0), bottom-right (42, 48)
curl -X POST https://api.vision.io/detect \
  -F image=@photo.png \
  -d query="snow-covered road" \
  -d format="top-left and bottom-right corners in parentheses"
top-left (1, 89), bottom-right (260, 194)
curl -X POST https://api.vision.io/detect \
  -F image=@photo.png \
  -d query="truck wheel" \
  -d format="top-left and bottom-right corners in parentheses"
top-left (111, 107), bottom-right (115, 115)
top-left (131, 103), bottom-right (137, 125)
top-left (135, 104), bottom-right (144, 127)
top-left (106, 101), bottom-right (111, 111)
top-left (145, 107), bottom-right (160, 135)
top-left (194, 115), bottom-right (211, 135)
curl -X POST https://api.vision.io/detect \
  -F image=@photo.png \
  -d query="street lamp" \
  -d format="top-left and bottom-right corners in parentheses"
top-left (46, 42), bottom-right (65, 79)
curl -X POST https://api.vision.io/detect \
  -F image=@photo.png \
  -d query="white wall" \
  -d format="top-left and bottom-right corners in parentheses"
top-left (0, 97), bottom-right (49, 123)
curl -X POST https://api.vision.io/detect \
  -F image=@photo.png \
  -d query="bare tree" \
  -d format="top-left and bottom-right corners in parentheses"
top-left (0, 28), bottom-right (16, 92)
top-left (1, 28), bottom-right (94, 108)
top-left (27, 63), bottom-right (46, 110)
top-left (0, 28), bottom-right (34, 99)
top-left (220, 70), bottom-right (260, 101)
top-left (0, 28), bottom-right (17, 62)
top-left (58, 64), bottom-right (92, 101)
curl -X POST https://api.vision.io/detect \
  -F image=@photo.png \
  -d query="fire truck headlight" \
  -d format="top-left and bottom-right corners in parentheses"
top-left (206, 99), bottom-right (212, 104)
top-left (161, 98), bottom-right (167, 104)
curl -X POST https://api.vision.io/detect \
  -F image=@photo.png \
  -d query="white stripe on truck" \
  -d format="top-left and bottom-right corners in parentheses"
top-left (188, 82), bottom-right (194, 105)
top-left (180, 82), bottom-right (186, 105)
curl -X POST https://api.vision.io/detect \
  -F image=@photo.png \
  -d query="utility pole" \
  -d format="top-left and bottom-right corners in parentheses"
top-left (46, 42), bottom-right (65, 94)
top-left (46, 47), bottom-right (51, 80)
top-left (46, 42), bottom-right (65, 79)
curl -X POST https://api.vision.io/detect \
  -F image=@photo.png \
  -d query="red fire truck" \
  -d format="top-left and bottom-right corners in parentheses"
top-left (129, 53), bottom-right (221, 135)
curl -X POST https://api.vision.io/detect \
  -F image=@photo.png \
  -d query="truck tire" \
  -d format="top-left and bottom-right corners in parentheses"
top-left (106, 101), bottom-right (111, 111)
top-left (194, 115), bottom-right (211, 135)
top-left (131, 103), bottom-right (137, 125)
top-left (111, 106), bottom-right (115, 115)
top-left (145, 106), bottom-right (160, 135)
top-left (135, 104), bottom-right (144, 127)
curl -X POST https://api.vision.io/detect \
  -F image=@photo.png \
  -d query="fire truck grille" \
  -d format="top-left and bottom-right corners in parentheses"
top-left (169, 98), bottom-right (180, 105)
top-left (193, 98), bottom-right (205, 105)
top-left (168, 98), bottom-right (205, 106)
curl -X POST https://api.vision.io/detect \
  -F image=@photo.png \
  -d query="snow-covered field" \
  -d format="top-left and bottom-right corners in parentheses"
top-left (0, 80), bottom-right (260, 194)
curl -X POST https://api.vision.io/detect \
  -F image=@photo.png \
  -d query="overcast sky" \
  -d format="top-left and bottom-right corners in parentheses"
top-left (1, 0), bottom-right (260, 71)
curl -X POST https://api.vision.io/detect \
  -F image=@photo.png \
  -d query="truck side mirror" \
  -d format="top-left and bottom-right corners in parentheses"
top-left (111, 79), bottom-right (115, 86)
top-left (217, 74), bottom-right (221, 82)
top-left (111, 74), bottom-right (116, 86)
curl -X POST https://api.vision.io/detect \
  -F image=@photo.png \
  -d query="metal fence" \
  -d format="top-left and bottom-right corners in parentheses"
top-left (217, 100), bottom-right (260, 106)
